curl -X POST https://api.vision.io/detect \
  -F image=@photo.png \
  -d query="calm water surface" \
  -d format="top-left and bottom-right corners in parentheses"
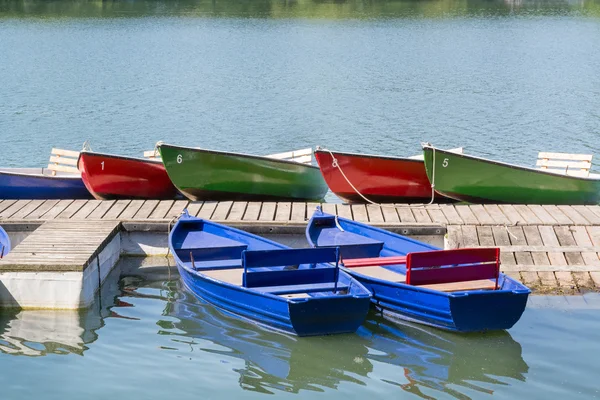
top-left (0, 258), bottom-right (599, 399)
top-left (1, 0), bottom-right (600, 170)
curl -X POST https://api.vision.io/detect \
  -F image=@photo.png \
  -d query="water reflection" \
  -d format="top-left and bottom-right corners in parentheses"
top-left (0, 262), bottom-right (529, 398)
top-left (1, 0), bottom-right (598, 19)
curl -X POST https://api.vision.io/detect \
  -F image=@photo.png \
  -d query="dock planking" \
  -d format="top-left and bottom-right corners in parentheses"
top-left (2, 200), bottom-right (600, 291)
top-left (0, 220), bottom-right (120, 272)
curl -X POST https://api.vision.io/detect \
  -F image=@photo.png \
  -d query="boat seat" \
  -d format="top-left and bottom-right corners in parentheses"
top-left (191, 259), bottom-right (242, 271)
top-left (352, 266), bottom-right (406, 283)
top-left (257, 282), bottom-right (349, 295)
top-left (419, 279), bottom-right (497, 292)
top-left (342, 256), bottom-right (406, 268)
top-left (47, 148), bottom-right (80, 176)
top-left (316, 228), bottom-right (384, 259)
top-left (177, 231), bottom-right (248, 260)
top-left (536, 152), bottom-right (593, 177)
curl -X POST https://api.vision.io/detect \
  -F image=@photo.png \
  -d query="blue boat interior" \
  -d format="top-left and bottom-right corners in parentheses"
top-left (307, 209), bottom-right (528, 294)
top-left (172, 218), bottom-right (362, 298)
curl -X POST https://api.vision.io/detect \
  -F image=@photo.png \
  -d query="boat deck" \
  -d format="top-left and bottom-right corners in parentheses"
top-left (1, 199), bottom-right (600, 294)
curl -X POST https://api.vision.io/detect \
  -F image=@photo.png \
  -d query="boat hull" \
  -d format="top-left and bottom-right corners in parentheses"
top-left (0, 226), bottom-right (10, 257)
top-left (159, 144), bottom-right (329, 201)
top-left (78, 152), bottom-right (178, 200)
top-left (306, 208), bottom-right (530, 332)
top-left (0, 170), bottom-right (91, 199)
top-left (314, 149), bottom-right (452, 203)
top-left (423, 146), bottom-right (600, 205)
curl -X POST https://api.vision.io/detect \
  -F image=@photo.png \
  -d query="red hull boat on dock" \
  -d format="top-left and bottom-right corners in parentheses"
top-left (78, 151), bottom-right (179, 200)
top-left (314, 148), bottom-right (455, 203)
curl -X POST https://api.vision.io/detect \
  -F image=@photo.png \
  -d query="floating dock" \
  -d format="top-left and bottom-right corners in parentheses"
top-left (1, 199), bottom-right (600, 308)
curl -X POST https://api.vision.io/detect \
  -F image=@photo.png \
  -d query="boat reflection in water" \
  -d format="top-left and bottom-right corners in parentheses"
top-left (0, 261), bottom-right (528, 398)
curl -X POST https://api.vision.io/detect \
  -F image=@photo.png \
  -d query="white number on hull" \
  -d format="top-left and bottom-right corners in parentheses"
top-left (442, 158), bottom-right (449, 168)
top-left (177, 154), bottom-right (183, 164)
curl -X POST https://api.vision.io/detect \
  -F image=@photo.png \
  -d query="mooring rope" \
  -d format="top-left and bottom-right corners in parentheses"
top-left (427, 145), bottom-right (436, 205)
top-left (324, 148), bottom-right (381, 206)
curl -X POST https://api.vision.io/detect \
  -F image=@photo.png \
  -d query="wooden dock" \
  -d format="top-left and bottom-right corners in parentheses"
top-left (0, 219), bottom-right (121, 308)
top-left (1, 199), bottom-right (600, 294)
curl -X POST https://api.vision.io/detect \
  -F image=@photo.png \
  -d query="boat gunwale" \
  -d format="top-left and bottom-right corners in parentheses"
top-left (158, 143), bottom-right (320, 170)
top-left (423, 145), bottom-right (600, 182)
top-left (77, 150), bottom-right (164, 167)
top-left (0, 169), bottom-right (81, 180)
top-left (314, 148), bottom-right (425, 165)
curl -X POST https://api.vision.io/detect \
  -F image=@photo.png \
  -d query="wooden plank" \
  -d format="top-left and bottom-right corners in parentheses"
top-left (460, 225), bottom-right (479, 247)
top-left (497, 205), bottom-right (523, 225)
top-left (537, 271), bottom-right (558, 287)
top-left (242, 202), bottom-right (261, 221)
top-left (166, 200), bottom-right (190, 219)
top-left (491, 226), bottom-right (511, 247)
top-left (212, 201), bottom-right (233, 220)
top-left (366, 204), bottom-right (384, 223)
top-left (0, 200), bottom-right (31, 218)
top-left (56, 200), bottom-right (88, 219)
top-left (523, 226), bottom-right (543, 246)
top-left (573, 272), bottom-right (595, 289)
top-left (51, 148), bottom-right (80, 158)
top-left (445, 226), bottom-right (462, 249)
top-left (540, 205), bottom-right (572, 224)
top-left (395, 206), bottom-right (416, 223)
top-left (500, 251), bottom-right (516, 266)
top-left (102, 200), bottom-right (130, 219)
top-left (306, 202), bottom-right (320, 218)
top-left (537, 226), bottom-right (567, 265)
top-left (514, 251), bottom-right (534, 265)
top-left (476, 226), bottom-right (495, 246)
top-left (46, 164), bottom-right (79, 174)
top-left (411, 207), bottom-right (432, 223)
top-left (381, 206), bottom-right (400, 223)
top-left (39, 200), bottom-right (73, 220)
top-left (258, 202), bottom-right (276, 221)
top-left (425, 206), bottom-right (447, 224)
top-left (149, 200), bottom-right (174, 219)
top-left (571, 226), bottom-right (600, 265)
top-left (24, 200), bottom-right (60, 219)
top-left (536, 159), bottom-right (591, 169)
top-left (454, 205), bottom-right (479, 225)
top-left (0, 200), bottom-right (17, 214)
top-left (186, 201), bottom-right (204, 217)
top-left (527, 205), bottom-right (557, 225)
top-left (468, 205), bottom-right (495, 225)
top-left (571, 206), bottom-right (600, 224)
top-left (506, 226), bottom-right (527, 246)
top-left (351, 205), bottom-right (369, 222)
top-left (557, 205), bottom-right (590, 225)
top-left (439, 205), bottom-right (463, 225)
top-left (8, 200), bottom-right (45, 219)
top-left (537, 152), bottom-right (592, 161)
top-left (274, 202), bottom-right (291, 222)
top-left (197, 201), bottom-right (218, 219)
top-left (482, 204), bottom-right (510, 225)
top-left (71, 200), bottom-right (102, 220)
top-left (134, 200), bottom-right (159, 219)
top-left (48, 155), bottom-right (78, 166)
top-left (585, 205), bottom-right (600, 219)
top-left (86, 200), bottom-right (115, 219)
top-left (227, 202), bottom-right (248, 221)
top-left (513, 205), bottom-right (542, 225)
top-left (290, 202), bottom-right (306, 222)
top-left (118, 200), bottom-right (145, 220)
top-left (321, 203), bottom-right (336, 215)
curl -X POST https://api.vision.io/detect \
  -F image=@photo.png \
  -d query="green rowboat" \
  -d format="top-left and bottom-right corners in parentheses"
top-left (422, 144), bottom-right (600, 205)
top-left (158, 143), bottom-right (329, 201)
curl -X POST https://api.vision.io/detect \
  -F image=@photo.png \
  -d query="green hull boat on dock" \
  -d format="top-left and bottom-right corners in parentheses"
top-left (422, 144), bottom-right (600, 205)
top-left (158, 143), bottom-right (329, 201)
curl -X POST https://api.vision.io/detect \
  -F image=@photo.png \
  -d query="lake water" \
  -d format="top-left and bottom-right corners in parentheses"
top-left (0, 258), bottom-right (599, 399)
top-left (1, 0), bottom-right (600, 170)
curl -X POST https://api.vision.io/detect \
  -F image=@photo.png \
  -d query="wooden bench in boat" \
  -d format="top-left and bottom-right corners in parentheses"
top-left (47, 148), bottom-right (80, 175)
top-left (537, 152), bottom-right (593, 177)
top-left (339, 248), bottom-right (500, 292)
top-left (143, 149), bottom-right (161, 159)
top-left (266, 148), bottom-right (313, 165)
top-left (406, 248), bottom-right (500, 292)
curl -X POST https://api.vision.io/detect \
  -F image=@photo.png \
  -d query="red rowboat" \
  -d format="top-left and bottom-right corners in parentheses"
top-left (77, 151), bottom-right (179, 200)
top-left (314, 148), bottom-right (455, 203)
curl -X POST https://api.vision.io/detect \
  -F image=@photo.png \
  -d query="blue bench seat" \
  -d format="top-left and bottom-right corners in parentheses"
top-left (257, 282), bottom-right (350, 295)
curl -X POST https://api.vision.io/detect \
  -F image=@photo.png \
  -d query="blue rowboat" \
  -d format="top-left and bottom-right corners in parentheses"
top-left (306, 207), bottom-right (530, 332)
top-left (169, 211), bottom-right (372, 336)
top-left (0, 225), bottom-right (10, 258)
top-left (0, 169), bottom-right (91, 200)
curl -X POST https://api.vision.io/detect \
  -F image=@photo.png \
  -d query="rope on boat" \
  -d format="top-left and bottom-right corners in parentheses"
top-left (82, 141), bottom-right (93, 152)
top-left (427, 145), bottom-right (436, 205)
top-left (324, 148), bottom-right (381, 206)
